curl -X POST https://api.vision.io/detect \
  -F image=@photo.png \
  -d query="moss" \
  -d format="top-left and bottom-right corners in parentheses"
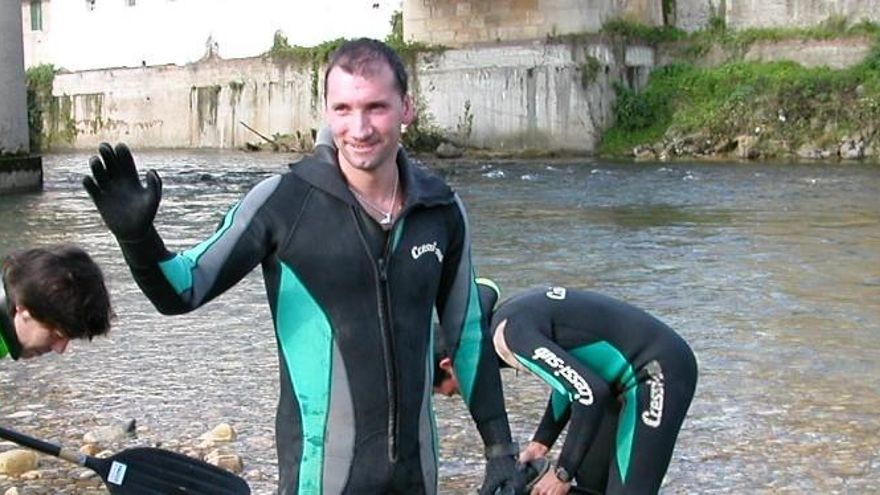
top-left (600, 18), bottom-right (688, 45)
top-left (579, 56), bottom-right (602, 88)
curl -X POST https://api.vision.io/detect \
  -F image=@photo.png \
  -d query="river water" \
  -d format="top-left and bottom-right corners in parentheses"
top-left (0, 150), bottom-right (878, 494)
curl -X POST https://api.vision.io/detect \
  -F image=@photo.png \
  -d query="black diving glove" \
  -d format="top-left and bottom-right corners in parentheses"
top-left (83, 142), bottom-right (162, 241)
top-left (480, 443), bottom-right (527, 495)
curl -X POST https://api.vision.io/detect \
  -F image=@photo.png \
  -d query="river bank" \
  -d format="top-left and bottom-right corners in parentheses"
top-left (597, 20), bottom-right (880, 164)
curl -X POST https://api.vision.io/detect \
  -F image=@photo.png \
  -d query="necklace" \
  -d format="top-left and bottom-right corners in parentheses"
top-left (348, 171), bottom-right (399, 225)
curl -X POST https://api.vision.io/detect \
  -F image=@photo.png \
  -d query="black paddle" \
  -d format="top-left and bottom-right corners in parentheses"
top-left (0, 425), bottom-right (250, 494)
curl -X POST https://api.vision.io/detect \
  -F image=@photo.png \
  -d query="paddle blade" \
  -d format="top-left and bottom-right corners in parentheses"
top-left (86, 447), bottom-right (250, 495)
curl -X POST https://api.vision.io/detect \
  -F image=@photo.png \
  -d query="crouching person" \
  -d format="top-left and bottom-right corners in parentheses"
top-left (0, 244), bottom-right (113, 361)
top-left (435, 280), bottom-right (697, 495)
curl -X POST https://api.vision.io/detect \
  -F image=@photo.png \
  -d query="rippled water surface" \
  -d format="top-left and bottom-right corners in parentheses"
top-left (1, 150), bottom-right (878, 494)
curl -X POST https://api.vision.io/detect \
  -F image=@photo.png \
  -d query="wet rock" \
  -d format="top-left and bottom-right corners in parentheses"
top-left (204, 449), bottom-right (243, 474)
top-left (796, 144), bottom-right (834, 160)
top-left (435, 142), bottom-right (464, 159)
top-left (632, 144), bottom-right (656, 160)
top-left (0, 450), bottom-right (38, 476)
top-left (735, 135), bottom-right (760, 159)
top-left (4, 412), bottom-right (34, 420)
top-left (839, 136), bottom-right (865, 160)
top-left (79, 444), bottom-right (100, 457)
top-left (201, 423), bottom-right (236, 443)
top-left (713, 138), bottom-right (738, 155)
top-left (83, 419), bottom-right (136, 445)
top-left (19, 470), bottom-right (41, 480)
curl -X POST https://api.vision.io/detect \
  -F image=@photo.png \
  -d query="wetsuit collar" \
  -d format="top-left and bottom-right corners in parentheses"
top-left (0, 279), bottom-right (21, 360)
top-left (291, 145), bottom-right (454, 208)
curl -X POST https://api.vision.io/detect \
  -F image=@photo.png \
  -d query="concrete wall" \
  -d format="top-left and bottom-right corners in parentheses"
top-left (52, 55), bottom-right (322, 150)
top-left (51, 39), bottom-right (651, 153)
top-left (403, 0), bottom-right (662, 47)
top-left (1, 0), bottom-right (30, 154)
top-left (414, 40), bottom-right (651, 151)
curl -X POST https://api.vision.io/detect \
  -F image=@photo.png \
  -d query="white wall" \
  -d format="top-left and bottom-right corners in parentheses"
top-left (26, 0), bottom-right (402, 71)
top-left (50, 38), bottom-right (652, 152)
top-left (1, 0), bottom-right (30, 154)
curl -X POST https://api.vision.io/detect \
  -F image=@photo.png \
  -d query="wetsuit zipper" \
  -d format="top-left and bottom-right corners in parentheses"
top-left (376, 254), bottom-right (399, 463)
top-left (351, 207), bottom-right (401, 463)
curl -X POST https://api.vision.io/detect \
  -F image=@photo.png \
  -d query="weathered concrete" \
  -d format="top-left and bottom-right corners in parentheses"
top-left (1, 0), bottom-right (30, 155)
top-left (47, 33), bottom-right (876, 154)
top-left (51, 54), bottom-right (322, 150)
top-left (0, 156), bottom-right (43, 193)
top-left (51, 39), bottom-right (652, 153)
top-left (403, 0), bottom-right (663, 47)
top-left (414, 40), bottom-right (650, 151)
top-left (672, 0), bottom-right (717, 32)
top-left (404, 0), bottom-right (880, 40)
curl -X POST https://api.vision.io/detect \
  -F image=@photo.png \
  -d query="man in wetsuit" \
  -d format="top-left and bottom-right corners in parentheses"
top-left (1, 244), bottom-right (113, 361)
top-left (83, 39), bottom-right (523, 495)
top-left (435, 280), bottom-right (698, 494)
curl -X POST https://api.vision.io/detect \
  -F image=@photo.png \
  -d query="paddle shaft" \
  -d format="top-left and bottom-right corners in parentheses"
top-left (0, 425), bottom-right (85, 464)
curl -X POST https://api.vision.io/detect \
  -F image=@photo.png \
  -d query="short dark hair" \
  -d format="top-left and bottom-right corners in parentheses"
top-left (2, 244), bottom-right (113, 339)
top-left (323, 38), bottom-right (409, 99)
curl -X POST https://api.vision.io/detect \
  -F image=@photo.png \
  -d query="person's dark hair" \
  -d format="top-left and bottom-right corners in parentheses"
top-left (323, 38), bottom-right (409, 99)
top-left (2, 244), bottom-right (113, 339)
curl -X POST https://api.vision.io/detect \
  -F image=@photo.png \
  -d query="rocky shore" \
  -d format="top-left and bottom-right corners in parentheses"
top-left (0, 421), bottom-right (256, 494)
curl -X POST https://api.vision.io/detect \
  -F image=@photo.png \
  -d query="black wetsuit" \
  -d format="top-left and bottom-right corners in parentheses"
top-left (0, 281), bottom-right (20, 360)
top-left (116, 146), bottom-right (512, 494)
top-left (492, 287), bottom-right (697, 494)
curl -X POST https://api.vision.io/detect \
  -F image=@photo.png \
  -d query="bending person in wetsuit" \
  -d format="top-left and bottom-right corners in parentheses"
top-left (1, 244), bottom-right (113, 361)
top-left (435, 280), bottom-right (698, 495)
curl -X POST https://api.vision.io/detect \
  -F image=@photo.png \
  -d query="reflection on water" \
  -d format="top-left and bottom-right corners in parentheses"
top-left (0, 151), bottom-right (878, 494)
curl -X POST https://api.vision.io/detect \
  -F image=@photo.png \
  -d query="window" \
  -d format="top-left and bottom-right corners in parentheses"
top-left (30, 0), bottom-right (43, 31)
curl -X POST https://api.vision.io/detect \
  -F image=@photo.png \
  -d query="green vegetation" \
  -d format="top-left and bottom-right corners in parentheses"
top-left (599, 18), bottom-right (880, 158)
top-left (579, 56), bottom-right (602, 88)
top-left (599, 18), bottom-right (688, 45)
top-left (25, 64), bottom-right (75, 152)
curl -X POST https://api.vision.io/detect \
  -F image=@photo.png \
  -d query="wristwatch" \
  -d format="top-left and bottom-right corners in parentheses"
top-left (554, 464), bottom-right (572, 483)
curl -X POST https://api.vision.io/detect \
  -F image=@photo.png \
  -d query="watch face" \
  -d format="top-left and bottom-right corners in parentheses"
top-left (555, 465), bottom-right (572, 483)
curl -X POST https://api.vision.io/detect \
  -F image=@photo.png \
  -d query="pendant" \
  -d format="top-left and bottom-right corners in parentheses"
top-left (380, 213), bottom-right (392, 225)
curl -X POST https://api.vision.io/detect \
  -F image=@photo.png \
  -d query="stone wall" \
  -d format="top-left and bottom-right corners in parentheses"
top-left (404, 0), bottom-right (880, 39)
top-left (725, 0), bottom-right (880, 30)
top-left (403, 0), bottom-right (662, 47)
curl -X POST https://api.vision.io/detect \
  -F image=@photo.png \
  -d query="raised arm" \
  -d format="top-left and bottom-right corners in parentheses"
top-left (83, 142), bottom-right (273, 314)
